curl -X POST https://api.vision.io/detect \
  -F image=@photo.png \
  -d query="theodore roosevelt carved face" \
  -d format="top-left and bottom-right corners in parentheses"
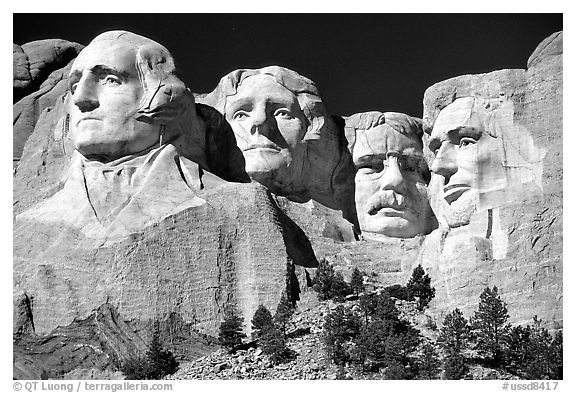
top-left (347, 112), bottom-right (433, 239)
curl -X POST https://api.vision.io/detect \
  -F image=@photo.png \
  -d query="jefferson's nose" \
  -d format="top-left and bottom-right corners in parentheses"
top-left (431, 142), bottom-right (458, 180)
top-left (249, 107), bottom-right (272, 137)
top-left (379, 155), bottom-right (407, 194)
top-left (72, 78), bottom-right (99, 112)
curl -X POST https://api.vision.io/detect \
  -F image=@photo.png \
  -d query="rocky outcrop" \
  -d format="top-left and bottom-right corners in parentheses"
top-left (414, 31), bottom-right (563, 329)
top-left (14, 180), bottom-right (318, 378)
top-left (13, 40), bottom-right (84, 166)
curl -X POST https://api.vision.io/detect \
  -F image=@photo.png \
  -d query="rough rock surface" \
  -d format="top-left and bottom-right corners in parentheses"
top-left (415, 31), bottom-right (563, 329)
top-left (13, 40), bottom-right (84, 165)
top-left (14, 180), bottom-right (318, 377)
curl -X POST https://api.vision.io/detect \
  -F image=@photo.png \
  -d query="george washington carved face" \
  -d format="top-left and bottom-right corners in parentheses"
top-left (68, 34), bottom-right (162, 161)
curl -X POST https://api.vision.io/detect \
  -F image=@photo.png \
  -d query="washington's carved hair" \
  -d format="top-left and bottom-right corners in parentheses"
top-left (65, 30), bottom-right (196, 141)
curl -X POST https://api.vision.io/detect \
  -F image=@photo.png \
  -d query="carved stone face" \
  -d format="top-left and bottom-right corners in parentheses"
top-left (68, 40), bottom-right (161, 161)
top-left (428, 97), bottom-right (505, 227)
top-left (353, 124), bottom-right (431, 238)
top-left (224, 74), bottom-right (307, 188)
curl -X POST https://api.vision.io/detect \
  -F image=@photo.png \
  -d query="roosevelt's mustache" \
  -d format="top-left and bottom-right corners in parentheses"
top-left (366, 191), bottom-right (412, 215)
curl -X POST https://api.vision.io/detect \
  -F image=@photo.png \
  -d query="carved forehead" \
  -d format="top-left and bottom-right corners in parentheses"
top-left (431, 97), bottom-right (485, 139)
top-left (71, 41), bottom-right (138, 74)
top-left (353, 124), bottom-right (424, 161)
top-left (227, 74), bottom-right (298, 105)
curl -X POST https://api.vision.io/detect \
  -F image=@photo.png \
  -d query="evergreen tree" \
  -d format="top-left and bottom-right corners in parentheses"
top-left (524, 317), bottom-right (562, 380)
top-left (350, 267), bottom-right (365, 295)
top-left (312, 258), bottom-right (335, 300)
top-left (323, 305), bottom-right (362, 365)
top-left (146, 331), bottom-right (179, 379)
top-left (471, 286), bottom-right (510, 365)
top-left (218, 305), bottom-right (246, 352)
top-left (438, 308), bottom-right (470, 352)
top-left (251, 304), bottom-right (274, 340)
top-left (406, 264), bottom-right (436, 311)
top-left (358, 291), bottom-right (400, 324)
top-left (503, 324), bottom-right (532, 374)
top-left (549, 330), bottom-right (563, 379)
top-left (120, 330), bottom-right (179, 379)
top-left (312, 258), bottom-right (352, 301)
top-left (260, 325), bottom-right (295, 364)
top-left (443, 348), bottom-right (467, 379)
top-left (417, 343), bottom-right (441, 379)
top-left (274, 291), bottom-right (294, 338)
top-left (384, 359), bottom-right (408, 380)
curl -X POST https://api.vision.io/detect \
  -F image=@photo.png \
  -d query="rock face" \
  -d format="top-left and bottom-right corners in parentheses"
top-left (414, 31), bottom-right (562, 328)
top-left (13, 40), bottom-right (84, 167)
top-left (344, 111), bottom-right (436, 239)
top-left (13, 29), bottom-right (563, 380)
top-left (197, 67), bottom-right (359, 232)
top-left (13, 31), bottom-right (318, 379)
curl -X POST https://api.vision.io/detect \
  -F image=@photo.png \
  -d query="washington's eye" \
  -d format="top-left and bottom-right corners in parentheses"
top-left (70, 82), bottom-right (78, 94)
top-left (233, 111), bottom-right (249, 120)
top-left (459, 137), bottom-right (476, 148)
top-left (103, 75), bottom-right (121, 85)
top-left (274, 109), bottom-right (293, 119)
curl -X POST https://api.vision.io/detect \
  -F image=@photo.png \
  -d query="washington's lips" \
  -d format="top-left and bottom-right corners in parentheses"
top-left (443, 183), bottom-right (471, 204)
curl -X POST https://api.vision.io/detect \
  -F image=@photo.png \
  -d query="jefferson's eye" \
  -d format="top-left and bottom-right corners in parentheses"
top-left (459, 137), bottom-right (476, 148)
top-left (274, 109), bottom-right (293, 119)
top-left (103, 75), bottom-right (121, 85)
top-left (70, 82), bottom-right (78, 94)
top-left (233, 111), bottom-right (249, 120)
top-left (357, 163), bottom-right (383, 174)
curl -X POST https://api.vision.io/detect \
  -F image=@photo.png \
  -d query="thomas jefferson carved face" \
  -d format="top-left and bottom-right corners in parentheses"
top-left (352, 121), bottom-right (432, 238)
top-left (68, 39), bottom-right (161, 161)
top-left (428, 97), bottom-right (505, 227)
top-left (224, 74), bottom-right (307, 188)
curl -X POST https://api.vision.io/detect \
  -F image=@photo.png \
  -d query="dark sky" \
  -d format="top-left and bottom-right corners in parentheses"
top-left (13, 14), bottom-right (562, 118)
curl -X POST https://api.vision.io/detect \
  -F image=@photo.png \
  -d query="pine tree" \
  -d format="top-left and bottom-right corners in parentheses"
top-left (471, 286), bottom-right (510, 365)
top-left (260, 325), bottom-right (295, 364)
top-left (358, 291), bottom-right (400, 324)
top-left (274, 291), bottom-right (294, 338)
top-left (406, 264), bottom-right (436, 311)
top-left (146, 331), bottom-right (179, 379)
top-left (443, 348), bottom-right (467, 379)
top-left (218, 305), bottom-right (246, 352)
top-left (312, 258), bottom-right (352, 301)
top-left (438, 308), bottom-right (470, 352)
top-left (503, 324), bottom-right (532, 374)
top-left (251, 304), bottom-right (274, 340)
top-left (417, 343), bottom-right (441, 379)
top-left (323, 305), bottom-right (362, 365)
top-left (120, 330), bottom-right (179, 379)
top-left (350, 267), bottom-right (365, 295)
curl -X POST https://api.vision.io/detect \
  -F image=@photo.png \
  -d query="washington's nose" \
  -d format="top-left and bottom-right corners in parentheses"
top-left (72, 79), bottom-right (99, 112)
top-left (431, 143), bottom-right (458, 180)
top-left (379, 155), bottom-right (406, 193)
